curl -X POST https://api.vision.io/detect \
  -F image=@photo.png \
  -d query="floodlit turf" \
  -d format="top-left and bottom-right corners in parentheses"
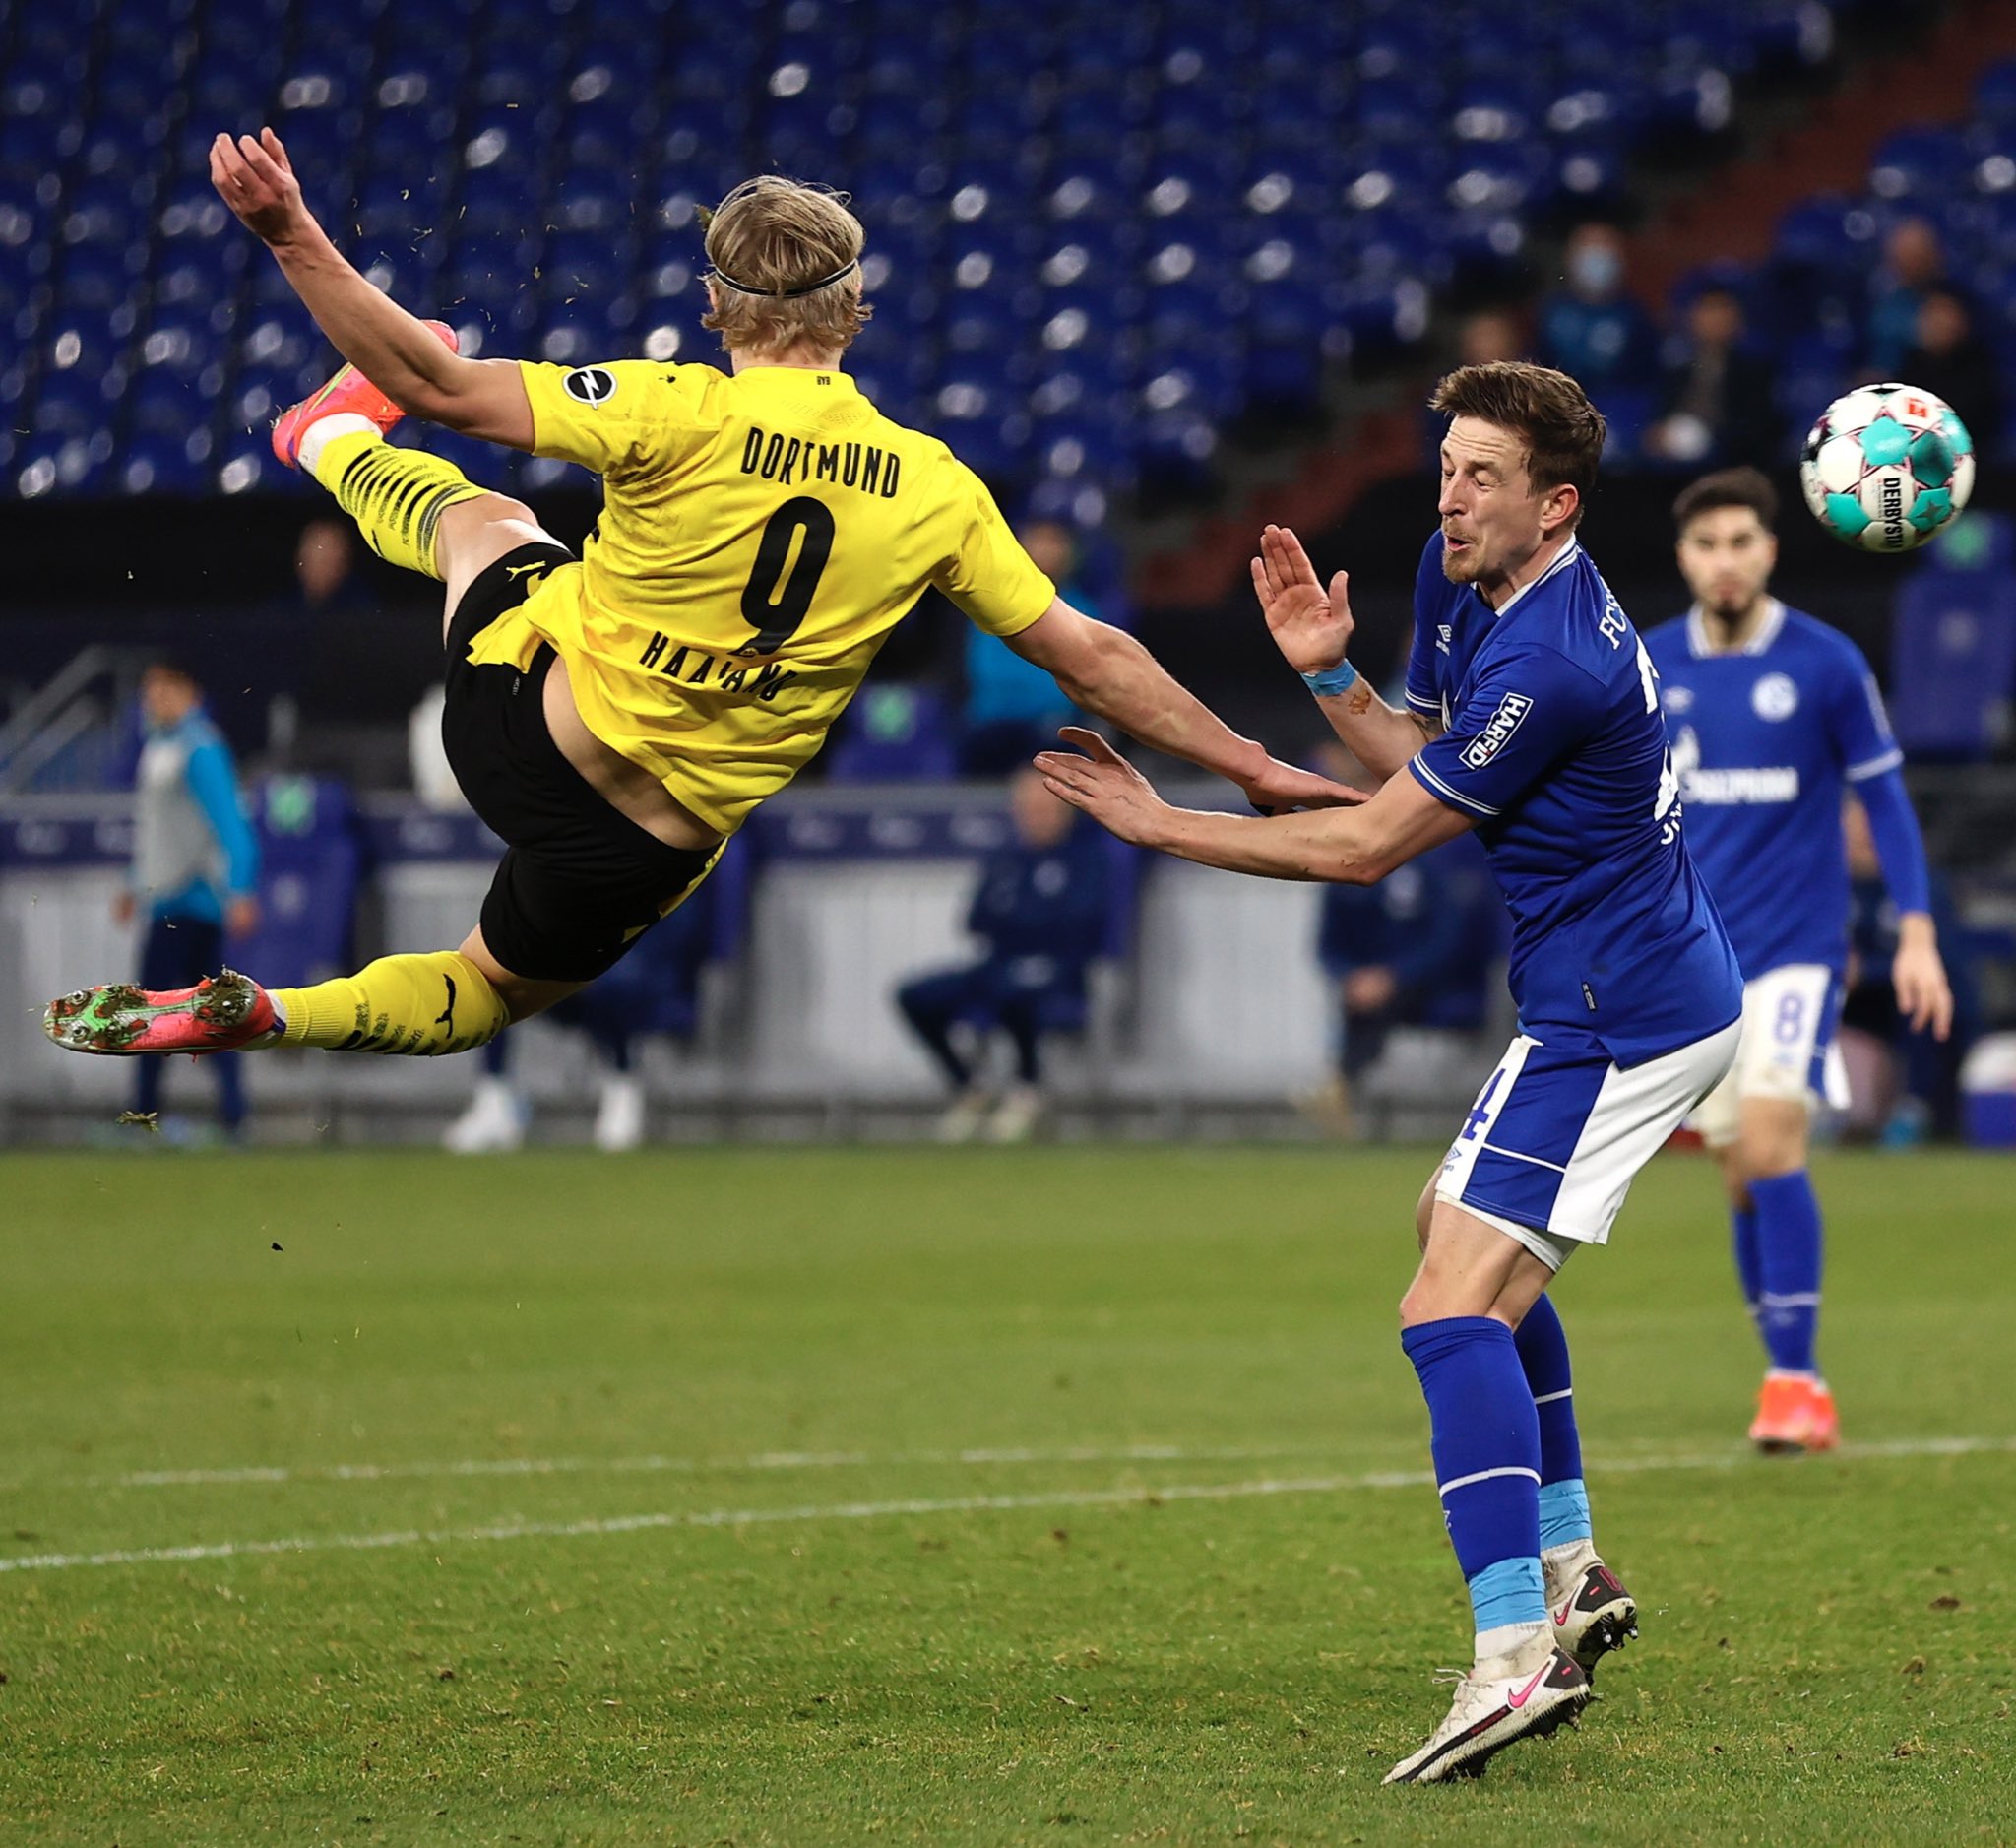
top-left (2, 1144), bottom-right (2012, 1845)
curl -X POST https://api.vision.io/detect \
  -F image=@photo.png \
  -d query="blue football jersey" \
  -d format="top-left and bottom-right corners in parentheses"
top-left (1642, 600), bottom-right (1902, 979)
top-left (1404, 533), bottom-right (1741, 1066)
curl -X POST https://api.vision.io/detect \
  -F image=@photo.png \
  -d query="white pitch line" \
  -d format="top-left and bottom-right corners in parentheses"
top-left (3, 1434), bottom-right (2011, 1578)
top-left (99, 1440), bottom-right (1356, 1493)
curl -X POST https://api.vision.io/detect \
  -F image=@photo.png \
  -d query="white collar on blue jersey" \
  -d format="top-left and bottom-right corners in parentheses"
top-left (1686, 597), bottom-right (1786, 659)
top-left (1480, 535), bottom-right (1583, 617)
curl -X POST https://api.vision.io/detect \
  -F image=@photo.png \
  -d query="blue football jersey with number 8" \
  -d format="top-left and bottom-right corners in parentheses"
top-left (1404, 532), bottom-right (1741, 1066)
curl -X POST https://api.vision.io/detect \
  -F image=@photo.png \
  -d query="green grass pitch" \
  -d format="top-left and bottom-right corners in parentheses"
top-left (2, 1144), bottom-right (2011, 1845)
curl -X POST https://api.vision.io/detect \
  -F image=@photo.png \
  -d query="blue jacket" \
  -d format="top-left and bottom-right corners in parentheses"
top-left (968, 828), bottom-right (1111, 991)
top-left (1318, 834), bottom-right (1500, 1030)
top-left (132, 708), bottom-right (259, 924)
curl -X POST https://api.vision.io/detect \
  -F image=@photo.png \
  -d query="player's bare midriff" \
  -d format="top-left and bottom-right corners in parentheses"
top-left (539, 653), bottom-right (723, 855)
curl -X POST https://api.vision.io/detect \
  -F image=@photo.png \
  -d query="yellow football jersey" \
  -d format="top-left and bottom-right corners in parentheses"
top-left (461, 359), bottom-right (1056, 834)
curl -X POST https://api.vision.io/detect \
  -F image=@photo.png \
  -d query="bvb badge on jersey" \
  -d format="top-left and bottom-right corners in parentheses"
top-left (563, 366), bottom-right (617, 406)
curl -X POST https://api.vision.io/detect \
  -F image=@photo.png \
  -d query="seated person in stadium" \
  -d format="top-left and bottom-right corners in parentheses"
top-left (445, 880), bottom-right (724, 1154)
top-left (1866, 216), bottom-right (1952, 377)
top-left (119, 657), bottom-right (261, 1139)
top-left (1536, 223), bottom-right (1658, 432)
top-left (1644, 286), bottom-right (1776, 469)
top-left (895, 767), bottom-right (1111, 1142)
top-left (45, 132), bottom-right (1348, 1066)
top-left (958, 518), bottom-right (1100, 777)
top-left (1899, 289), bottom-right (2003, 458)
top-left (1310, 830), bottom-right (1498, 1133)
top-left (1839, 796), bottom-right (1982, 1145)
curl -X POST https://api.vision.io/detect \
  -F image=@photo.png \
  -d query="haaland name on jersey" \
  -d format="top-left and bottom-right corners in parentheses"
top-left (634, 632), bottom-right (795, 701)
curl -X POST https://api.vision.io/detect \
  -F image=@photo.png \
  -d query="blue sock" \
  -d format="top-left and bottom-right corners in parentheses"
top-left (1514, 1294), bottom-right (1592, 1555)
top-left (1401, 1316), bottom-right (1545, 1643)
top-left (1750, 1170), bottom-right (1823, 1374)
top-left (1732, 1201), bottom-right (1763, 1330)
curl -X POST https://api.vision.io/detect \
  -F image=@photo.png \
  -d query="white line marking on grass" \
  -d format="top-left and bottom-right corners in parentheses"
top-left (5, 1434), bottom-right (2012, 1578)
top-left (103, 1441), bottom-right (1356, 1492)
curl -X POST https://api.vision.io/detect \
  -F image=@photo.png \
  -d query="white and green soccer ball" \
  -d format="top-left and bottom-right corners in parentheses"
top-left (1798, 382), bottom-right (1975, 552)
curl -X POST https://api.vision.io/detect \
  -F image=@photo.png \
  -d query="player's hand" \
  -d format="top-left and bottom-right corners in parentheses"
top-left (1892, 924), bottom-right (1953, 1040)
top-left (1250, 524), bottom-right (1355, 678)
top-left (1344, 966), bottom-right (1398, 1011)
top-left (210, 127), bottom-right (317, 248)
top-left (1237, 753), bottom-right (1369, 814)
top-left (1035, 728), bottom-right (1172, 846)
top-left (225, 893), bottom-right (261, 939)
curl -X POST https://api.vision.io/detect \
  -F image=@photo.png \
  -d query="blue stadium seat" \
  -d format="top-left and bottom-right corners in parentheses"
top-left (55, 246), bottom-right (141, 318)
top-left (60, 178), bottom-right (148, 253)
top-left (189, 62), bottom-right (277, 127)
top-left (155, 184), bottom-right (234, 247)
top-left (1977, 57), bottom-right (2016, 131)
top-left (1870, 127), bottom-right (1977, 205)
top-left (3, 0), bottom-right (1923, 499)
top-left (31, 369), bottom-right (115, 441)
top-left (119, 430), bottom-right (210, 495)
top-left (1888, 531), bottom-right (2016, 761)
top-left (825, 684), bottom-right (959, 781)
top-left (132, 367), bottom-right (211, 441)
top-left (444, 229), bottom-right (538, 301)
top-left (231, 776), bottom-right (366, 988)
top-left (0, 112), bottom-right (70, 185)
top-left (213, 430), bottom-right (300, 497)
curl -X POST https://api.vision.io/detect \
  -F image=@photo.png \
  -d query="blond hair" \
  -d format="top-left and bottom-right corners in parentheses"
top-left (700, 176), bottom-right (872, 357)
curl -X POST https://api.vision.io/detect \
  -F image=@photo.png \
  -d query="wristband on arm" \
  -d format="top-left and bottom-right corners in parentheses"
top-left (1301, 659), bottom-right (1359, 698)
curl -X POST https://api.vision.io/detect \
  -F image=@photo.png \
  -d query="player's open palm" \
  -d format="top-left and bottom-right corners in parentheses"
top-left (1251, 524), bottom-right (1354, 678)
top-left (1035, 729), bottom-right (1169, 845)
top-left (211, 128), bottom-right (315, 248)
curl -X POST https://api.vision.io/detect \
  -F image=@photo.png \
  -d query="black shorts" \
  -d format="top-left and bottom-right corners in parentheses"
top-left (441, 542), bottom-right (716, 983)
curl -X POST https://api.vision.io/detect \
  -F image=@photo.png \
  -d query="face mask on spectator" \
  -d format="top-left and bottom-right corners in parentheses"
top-left (1569, 246), bottom-right (1621, 296)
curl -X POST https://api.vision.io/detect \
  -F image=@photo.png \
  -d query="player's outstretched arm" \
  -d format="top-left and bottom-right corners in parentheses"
top-left (1008, 601), bottom-right (1365, 813)
top-left (1854, 766), bottom-right (1953, 1038)
top-left (210, 129), bottom-right (534, 449)
top-left (1251, 525), bottom-right (1440, 782)
top-left (1035, 729), bottom-right (1470, 883)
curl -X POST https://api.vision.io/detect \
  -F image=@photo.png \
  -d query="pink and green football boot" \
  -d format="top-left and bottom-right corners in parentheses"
top-left (43, 970), bottom-right (280, 1056)
top-left (271, 317), bottom-right (459, 469)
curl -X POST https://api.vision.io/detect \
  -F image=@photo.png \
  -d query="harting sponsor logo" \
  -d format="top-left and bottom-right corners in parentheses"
top-left (1460, 690), bottom-right (1533, 769)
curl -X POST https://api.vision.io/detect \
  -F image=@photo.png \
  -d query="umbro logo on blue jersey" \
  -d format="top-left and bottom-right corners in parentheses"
top-left (1436, 625), bottom-right (1453, 654)
top-left (1461, 690), bottom-right (1534, 769)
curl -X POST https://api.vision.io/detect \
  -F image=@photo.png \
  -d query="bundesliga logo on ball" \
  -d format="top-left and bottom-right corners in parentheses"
top-left (1797, 383), bottom-right (1974, 553)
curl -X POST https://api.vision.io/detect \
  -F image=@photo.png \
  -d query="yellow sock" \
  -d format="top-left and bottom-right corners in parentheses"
top-left (274, 951), bottom-right (510, 1056)
top-left (313, 429), bottom-right (487, 579)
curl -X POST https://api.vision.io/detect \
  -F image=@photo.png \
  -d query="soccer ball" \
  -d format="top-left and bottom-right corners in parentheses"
top-left (1798, 382), bottom-right (1974, 553)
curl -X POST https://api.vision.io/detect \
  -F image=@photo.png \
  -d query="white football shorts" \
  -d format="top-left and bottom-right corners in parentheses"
top-left (1686, 963), bottom-right (1849, 1149)
top-left (1436, 1019), bottom-right (1742, 1271)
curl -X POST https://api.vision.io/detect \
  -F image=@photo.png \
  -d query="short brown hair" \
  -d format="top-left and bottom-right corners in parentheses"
top-left (1671, 466), bottom-right (1779, 535)
top-left (700, 176), bottom-right (872, 356)
top-left (1429, 361), bottom-right (1606, 528)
